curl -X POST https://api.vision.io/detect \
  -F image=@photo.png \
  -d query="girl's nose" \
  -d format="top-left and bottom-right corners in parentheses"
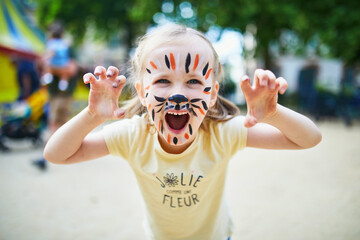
top-left (168, 94), bottom-right (188, 104)
top-left (168, 94), bottom-right (188, 110)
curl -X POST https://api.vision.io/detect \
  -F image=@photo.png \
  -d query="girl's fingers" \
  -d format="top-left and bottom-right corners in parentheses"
top-left (265, 70), bottom-right (276, 91)
top-left (94, 66), bottom-right (107, 80)
top-left (83, 73), bottom-right (96, 85)
top-left (240, 75), bottom-right (252, 96)
top-left (112, 75), bottom-right (127, 91)
top-left (113, 109), bottom-right (126, 119)
top-left (276, 77), bottom-right (288, 94)
top-left (106, 66), bottom-right (119, 79)
top-left (254, 69), bottom-right (267, 87)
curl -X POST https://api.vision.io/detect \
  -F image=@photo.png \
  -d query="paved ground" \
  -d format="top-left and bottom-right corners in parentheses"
top-left (0, 120), bottom-right (359, 240)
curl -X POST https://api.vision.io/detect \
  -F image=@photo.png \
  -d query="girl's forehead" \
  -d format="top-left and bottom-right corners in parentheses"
top-left (146, 41), bottom-right (214, 66)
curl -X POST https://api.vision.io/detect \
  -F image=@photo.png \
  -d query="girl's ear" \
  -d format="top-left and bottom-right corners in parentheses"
top-left (209, 81), bottom-right (219, 107)
top-left (135, 81), bottom-right (146, 106)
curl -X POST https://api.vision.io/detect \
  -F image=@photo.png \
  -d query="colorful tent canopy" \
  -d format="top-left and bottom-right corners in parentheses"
top-left (0, 0), bottom-right (45, 59)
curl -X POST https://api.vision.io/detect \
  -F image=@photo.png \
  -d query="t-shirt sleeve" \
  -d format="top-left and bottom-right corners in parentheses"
top-left (212, 116), bottom-right (248, 157)
top-left (103, 116), bottom-right (143, 160)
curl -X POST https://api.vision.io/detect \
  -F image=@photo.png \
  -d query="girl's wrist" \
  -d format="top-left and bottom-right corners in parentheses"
top-left (262, 104), bottom-right (282, 124)
top-left (84, 107), bottom-right (106, 125)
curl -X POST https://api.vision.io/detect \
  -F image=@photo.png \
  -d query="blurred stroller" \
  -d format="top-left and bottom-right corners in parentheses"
top-left (1, 88), bottom-right (48, 150)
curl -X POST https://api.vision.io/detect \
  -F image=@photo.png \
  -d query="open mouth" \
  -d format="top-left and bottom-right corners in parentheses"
top-left (165, 112), bottom-right (190, 131)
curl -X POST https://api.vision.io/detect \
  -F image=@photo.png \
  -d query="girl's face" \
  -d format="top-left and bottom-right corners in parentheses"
top-left (136, 39), bottom-right (219, 148)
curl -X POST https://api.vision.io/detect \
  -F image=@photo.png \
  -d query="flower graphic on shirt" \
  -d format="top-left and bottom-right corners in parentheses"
top-left (163, 173), bottom-right (179, 187)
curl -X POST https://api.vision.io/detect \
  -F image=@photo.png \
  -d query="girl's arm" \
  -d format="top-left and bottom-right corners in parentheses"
top-left (240, 69), bottom-right (322, 149)
top-left (43, 66), bottom-right (126, 164)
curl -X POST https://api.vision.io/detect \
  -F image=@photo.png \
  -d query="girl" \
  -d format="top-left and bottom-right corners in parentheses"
top-left (44, 24), bottom-right (321, 240)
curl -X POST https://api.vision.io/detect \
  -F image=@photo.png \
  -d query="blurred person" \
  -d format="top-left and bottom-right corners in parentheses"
top-left (33, 73), bottom-right (78, 170)
top-left (33, 23), bottom-right (79, 171)
top-left (0, 127), bottom-right (10, 152)
top-left (16, 59), bottom-right (40, 101)
top-left (44, 24), bottom-right (321, 239)
top-left (298, 58), bottom-right (319, 116)
top-left (41, 21), bottom-right (77, 92)
top-left (339, 64), bottom-right (359, 126)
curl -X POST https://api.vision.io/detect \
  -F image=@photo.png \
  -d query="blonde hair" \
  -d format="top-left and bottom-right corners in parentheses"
top-left (123, 23), bottom-right (240, 126)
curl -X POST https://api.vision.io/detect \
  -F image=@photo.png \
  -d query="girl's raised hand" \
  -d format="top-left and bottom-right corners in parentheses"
top-left (83, 66), bottom-right (126, 121)
top-left (240, 69), bottom-right (288, 128)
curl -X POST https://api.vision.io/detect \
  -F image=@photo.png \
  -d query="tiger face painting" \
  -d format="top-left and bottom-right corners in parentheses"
top-left (136, 42), bottom-right (219, 147)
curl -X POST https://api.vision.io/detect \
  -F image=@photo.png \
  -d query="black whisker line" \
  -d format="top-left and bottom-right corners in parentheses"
top-left (185, 53), bottom-right (191, 73)
top-left (202, 62), bottom-right (209, 76)
top-left (165, 55), bottom-right (170, 69)
top-left (156, 107), bottom-right (163, 113)
top-left (154, 96), bottom-right (166, 102)
top-left (191, 104), bottom-right (200, 109)
top-left (201, 101), bottom-right (208, 110)
top-left (155, 103), bottom-right (165, 107)
top-left (190, 98), bottom-right (201, 103)
top-left (191, 108), bottom-right (198, 117)
top-left (204, 87), bottom-right (211, 92)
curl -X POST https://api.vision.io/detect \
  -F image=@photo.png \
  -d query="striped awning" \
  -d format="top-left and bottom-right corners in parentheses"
top-left (0, 0), bottom-right (45, 59)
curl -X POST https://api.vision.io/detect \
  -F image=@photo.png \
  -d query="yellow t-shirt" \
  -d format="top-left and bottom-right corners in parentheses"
top-left (104, 115), bottom-right (247, 240)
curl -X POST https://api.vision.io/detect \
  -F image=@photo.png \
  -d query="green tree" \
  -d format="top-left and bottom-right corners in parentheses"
top-left (191, 0), bottom-right (360, 68)
top-left (301, 0), bottom-right (360, 65)
top-left (34, 0), bottom-right (162, 55)
top-left (192, 0), bottom-right (307, 69)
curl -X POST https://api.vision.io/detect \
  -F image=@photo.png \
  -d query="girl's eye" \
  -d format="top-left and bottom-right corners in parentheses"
top-left (187, 79), bottom-right (202, 85)
top-left (155, 79), bottom-right (170, 84)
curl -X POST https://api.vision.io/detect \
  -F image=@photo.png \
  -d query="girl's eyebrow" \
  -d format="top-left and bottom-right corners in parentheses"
top-left (187, 72), bottom-right (204, 79)
top-left (150, 73), bottom-right (171, 82)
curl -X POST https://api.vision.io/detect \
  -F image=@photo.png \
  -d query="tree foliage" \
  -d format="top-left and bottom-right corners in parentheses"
top-left (191, 0), bottom-right (360, 65)
top-left (34, 0), bottom-right (162, 48)
top-left (34, 0), bottom-right (360, 65)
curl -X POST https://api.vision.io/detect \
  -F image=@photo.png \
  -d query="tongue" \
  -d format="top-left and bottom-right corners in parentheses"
top-left (165, 114), bottom-right (189, 130)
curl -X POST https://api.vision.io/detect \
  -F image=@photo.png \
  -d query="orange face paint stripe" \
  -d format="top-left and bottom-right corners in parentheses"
top-left (148, 104), bottom-right (151, 110)
top-left (203, 91), bottom-right (211, 95)
top-left (145, 85), bottom-right (150, 90)
top-left (170, 53), bottom-right (176, 70)
top-left (199, 108), bottom-right (205, 115)
top-left (193, 54), bottom-right (199, 71)
top-left (167, 134), bottom-right (171, 144)
top-left (184, 133), bottom-right (189, 139)
top-left (150, 61), bottom-right (157, 69)
top-left (205, 68), bottom-right (213, 80)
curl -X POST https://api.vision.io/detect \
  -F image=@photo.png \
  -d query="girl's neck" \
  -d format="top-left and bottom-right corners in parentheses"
top-left (157, 134), bottom-right (195, 154)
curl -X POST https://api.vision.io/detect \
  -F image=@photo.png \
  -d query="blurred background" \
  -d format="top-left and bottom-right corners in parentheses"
top-left (0, 0), bottom-right (359, 239)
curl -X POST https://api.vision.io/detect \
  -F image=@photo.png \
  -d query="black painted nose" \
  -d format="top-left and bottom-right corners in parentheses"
top-left (168, 94), bottom-right (188, 104)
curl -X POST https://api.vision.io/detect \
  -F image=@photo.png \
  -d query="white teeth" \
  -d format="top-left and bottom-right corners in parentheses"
top-left (168, 112), bottom-right (187, 115)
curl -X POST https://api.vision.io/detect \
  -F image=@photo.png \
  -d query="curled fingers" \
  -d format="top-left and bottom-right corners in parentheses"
top-left (94, 66), bottom-right (107, 80)
top-left (83, 73), bottom-right (97, 85)
top-left (265, 70), bottom-right (276, 91)
top-left (276, 77), bottom-right (288, 94)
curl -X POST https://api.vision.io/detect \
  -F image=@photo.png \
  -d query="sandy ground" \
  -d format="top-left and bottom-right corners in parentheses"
top-left (0, 120), bottom-right (359, 240)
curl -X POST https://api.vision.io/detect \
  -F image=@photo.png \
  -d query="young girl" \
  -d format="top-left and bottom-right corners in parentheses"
top-left (44, 24), bottom-right (321, 240)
